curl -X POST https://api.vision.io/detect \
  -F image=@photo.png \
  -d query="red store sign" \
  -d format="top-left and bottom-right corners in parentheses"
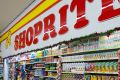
top-left (14, 0), bottom-right (120, 51)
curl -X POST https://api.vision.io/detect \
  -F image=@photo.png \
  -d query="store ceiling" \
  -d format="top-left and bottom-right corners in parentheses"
top-left (0, 0), bottom-right (35, 34)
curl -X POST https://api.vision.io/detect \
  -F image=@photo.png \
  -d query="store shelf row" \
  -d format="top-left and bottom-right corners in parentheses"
top-left (45, 62), bottom-right (58, 64)
top-left (60, 48), bottom-right (119, 57)
top-left (25, 62), bottom-right (58, 66)
top-left (45, 70), bottom-right (57, 72)
top-left (8, 48), bottom-right (119, 64)
top-left (44, 76), bottom-right (58, 79)
top-left (34, 75), bottom-right (58, 79)
top-left (7, 46), bottom-right (119, 80)
top-left (62, 72), bottom-right (118, 75)
top-left (33, 67), bottom-right (45, 69)
top-left (62, 58), bottom-right (118, 63)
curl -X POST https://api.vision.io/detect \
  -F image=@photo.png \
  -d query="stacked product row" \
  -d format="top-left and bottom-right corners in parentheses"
top-left (61, 31), bottom-right (120, 55)
top-left (0, 63), bottom-right (3, 80)
top-left (25, 56), bottom-right (60, 80)
top-left (85, 75), bottom-right (118, 80)
top-left (61, 50), bottom-right (118, 80)
top-left (6, 31), bottom-right (120, 80)
top-left (7, 49), bottom-right (61, 80)
top-left (61, 51), bottom-right (117, 62)
top-left (62, 74), bottom-right (118, 80)
top-left (62, 61), bottom-right (118, 73)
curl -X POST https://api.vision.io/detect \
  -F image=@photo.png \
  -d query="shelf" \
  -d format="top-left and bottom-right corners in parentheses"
top-left (7, 48), bottom-right (119, 63)
top-left (45, 70), bottom-right (57, 72)
top-left (62, 71), bottom-right (118, 75)
top-left (26, 62), bottom-right (44, 65)
top-left (27, 57), bottom-right (43, 60)
top-left (34, 62), bottom-right (44, 64)
top-left (12, 57), bottom-right (44, 63)
top-left (34, 67), bottom-right (45, 69)
top-left (85, 71), bottom-right (118, 75)
top-left (44, 55), bottom-right (60, 58)
top-left (45, 62), bottom-right (57, 64)
top-left (16, 55), bottom-right (59, 62)
top-left (24, 58), bottom-right (43, 61)
top-left (62, 58), bottom-right (118, 63)
top-left (60, 48), bottom-right (119, 57)
top-left (44, 76), bottom-right (58, 79)
top-left (62, 72), bottom-right (84, 74)
top-left (26, 63), bottom-right (34, 65)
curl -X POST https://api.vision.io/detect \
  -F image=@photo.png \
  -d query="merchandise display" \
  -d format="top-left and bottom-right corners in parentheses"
top-left (85, 75), bottom-right (118, 80)
top-left (61, 48), bottom-right (118, 80)
top-left (7, 46), bottom-right (119, 80)
top-left (85, 61), bottom-right (118, 73)
top-left (44, 56), bottom-right (61, 80)
top-left (1, 0), bottom-right (120, 80)
top-left (6, 32), bottom-right (120, 80)
top-left (62, 63), bottom-right (85, 73)
top-left (8, 63), bottom-right (16, 80)
top-left (0, 63), bottom-right (3, 80)
top-left (61, 51), bottom-right (118, 62)
top-left (7, 49), bottom-right (61, 80)
top-left (0, 56), bottom-right (3, 80)
top-left (62, 74), bottom-right (84, 80)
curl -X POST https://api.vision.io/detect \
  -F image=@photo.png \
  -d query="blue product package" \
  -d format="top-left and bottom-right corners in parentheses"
top-left (44, 50), bottom-right (48, 57)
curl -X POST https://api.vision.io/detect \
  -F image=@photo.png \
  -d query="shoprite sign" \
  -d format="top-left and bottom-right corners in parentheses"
top-left (1, 0), bottom-right (120, 57)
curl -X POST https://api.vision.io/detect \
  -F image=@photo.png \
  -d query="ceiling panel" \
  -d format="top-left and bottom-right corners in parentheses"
top-left (0, 0), bottom-right (35, 33)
